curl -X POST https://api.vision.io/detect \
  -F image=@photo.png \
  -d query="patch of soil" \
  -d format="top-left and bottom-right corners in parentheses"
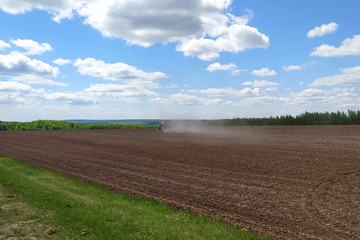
top-left (1, 126), bottom-right (359, 240)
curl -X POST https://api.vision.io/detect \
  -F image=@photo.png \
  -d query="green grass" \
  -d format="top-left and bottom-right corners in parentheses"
top-left (0, 184), bottom-right (65, 239)
top-left (0, 156), bottom-right (267, 240)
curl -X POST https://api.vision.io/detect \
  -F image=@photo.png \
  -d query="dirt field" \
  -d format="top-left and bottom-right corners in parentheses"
top-left (0, 125), bottom-right (359, 240)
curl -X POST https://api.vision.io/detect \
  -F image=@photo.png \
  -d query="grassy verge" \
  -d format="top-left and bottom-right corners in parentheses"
top-left (0, 184), bottom-right (64, 239)
top-left (0, 156), bottom-right (266, 240)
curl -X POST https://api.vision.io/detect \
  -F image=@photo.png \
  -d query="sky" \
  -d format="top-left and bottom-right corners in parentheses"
top-left (1, 0), bottom-right (360, 121)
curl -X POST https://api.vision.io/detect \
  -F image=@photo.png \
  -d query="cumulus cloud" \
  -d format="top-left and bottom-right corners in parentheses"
top-left (310, 66), bottom-right (360, 86)
top-left (0, 80), bottom-right (155, 105)
top-left (0, 81), bottom-right (46, 104)
top-left (73, 58), bottom-right (166, 88)
top-left (241, 80), bottom-right (279, 88)
top-left (0, 0), bottom-right (269, 60)
top-left (206, 62), bottom-right (243, 75)
top-left (234, 95), bottom-right (290, 106)
top-left (310, 34), bottom-right (360, 57)
top-left (290, 88), bottom-right (358, 106)
top-left (45, 92), bottom-right (98, 105)
top-left (11, 75), bottom-right (67, 86)
top-left (194, 87), bottom-right (287, 106)
top-left (0, 40), bottom-right (66, 86)
top-left (177, 23), bottom-right (269, 61)
top-left (0, 40), bottom-right (11, 50)
top-left (10, 39), bottom-right (53, 55)
top-left (152, 93), bottom-right (222, 106)
top-left (192, 86), bottom-right (290, 106)
top-left (0, 81), bottom-right (33, 92)
top-left (197, 87), bottom-right (265, 97)
top-left (0, 81), bottom-right (97, 105)
top-left (265, 87), bottom-right (277, 92)
top-left (251, 68), bottom-right (277, 76)
top-left (307, 22), bottom-right (338, 38)
top-left (73, 58), bottom-right (168, 103)
top-left (0, 0), bottom-right (85, 22)
top-left (53, 58), bottom-right (72, 65)
top-left (283, 65), bottom-right (302, 71)
top-left (0, 52), bottom-right (59, 79)
top-left (78, 0), bottom-right (211, 47)
top-left (84, 83), bottom-right (158, 103)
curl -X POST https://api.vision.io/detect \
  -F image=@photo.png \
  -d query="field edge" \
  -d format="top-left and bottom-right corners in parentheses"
top-left (0, 155), bottom-right (267, 240)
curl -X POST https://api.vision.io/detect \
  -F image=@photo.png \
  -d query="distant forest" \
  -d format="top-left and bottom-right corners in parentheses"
top-left (65, 119), bottom-right (160, 126)
top-left (207, 110), bottom-right (360, 126)
top-left (1, 110), bottom-right (360, 131)
top-left (0, 120), bottom-right (156, 131)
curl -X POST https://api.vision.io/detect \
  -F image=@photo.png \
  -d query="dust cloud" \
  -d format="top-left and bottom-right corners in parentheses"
top-left (161, 120), bottom-right (256, 140)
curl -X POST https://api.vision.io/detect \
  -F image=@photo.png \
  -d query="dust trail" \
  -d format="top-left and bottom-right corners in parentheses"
top-left (161, 120), bottom-right (255, 139)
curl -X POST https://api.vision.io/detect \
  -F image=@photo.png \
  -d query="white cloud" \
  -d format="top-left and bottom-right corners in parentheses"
top-left (0, 40), bottom-right (64, 86)
top-left (251, 68), bottom-right (277, 76)
top-left (207, 62), bottom-right (236, 72)
top-left (53, 58), bottom-right (72, 65)
top-left (0, 0), bottom-right (85, 22)
top-left (152, 93), bottom-right (222, 106)
top-left (0, 81), bottom-right (33, 92)
top-left (206, 62), bottom-right (243, 75)
top-left (10, 75), bottom-right (68, 86)
top-left (73, 58), bottom-right (166, 88)
top-left (252, 80), bottom-right (279, 87)
top-left (164, 84), bottom-right (179, 89)
top-left (265, 87), bottom-right (277, 92)
top-left (0, 0), bottom-right (269, 60)
top-left (234, 95), bottom-right (289, 106)
top-left (0, 81), bottom-right (46, 104)
top-left (0, 81), bottom-right (93, 105)
top-left (310, 66), bottom-right (360, 87)
top-left (193, 86), bottom-right (289, 107)
top-left (72, 59), bottom-right (168, 103)
top-left (310, 34), bottom-right (360, 57)
top-left (282, 65), bottom-right (302, 71)
top-left (78, 0), bottom-right (210, 47)
top-left (241, 80), bottom-right (279, 88)
top-left (10, 39), bottom-right (53, 55)
top-left (0, 82), bottom-right (98, 105)
top-left (177, 24), bottom-right (269, 61)
top-left (0, 52), bottom-right (59, 79)
top-left (45, 92), bottom-right (98, 105)
top-left (0, 80), bottom-right (156, 106)
top-left (176, 38), bottom-right (219, 61)
top-left (290, 88), bottom-right (358, 106)
top-left (198, 87), bottom-right (265, 97)
top-left (85, 83), bottom-right (158, 100)
top-left (0, 40), bottom-right (11, 50)
top-left (307, 22), bottom-right (338, 38)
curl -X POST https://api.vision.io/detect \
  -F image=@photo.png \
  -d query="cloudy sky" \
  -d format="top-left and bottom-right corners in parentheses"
top-left (1, 0), bottom-right (360, 121)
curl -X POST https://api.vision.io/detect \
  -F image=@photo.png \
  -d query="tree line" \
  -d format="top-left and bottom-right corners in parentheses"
top-left (207, 110), bottom-right (360, 126)
top-left (0, 120), bottom-right (156, 131)
top-left (1, 110), bottom-right (359, 131)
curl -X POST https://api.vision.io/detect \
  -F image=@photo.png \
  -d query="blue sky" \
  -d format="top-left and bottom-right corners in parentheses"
top-left (1, 0), bottom-right (360, 121)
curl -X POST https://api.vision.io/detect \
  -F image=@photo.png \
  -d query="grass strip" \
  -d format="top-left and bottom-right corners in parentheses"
top-left (0, 156), bottom-right (267, 240)
top-left (0, 184), bottom-right (65, 239)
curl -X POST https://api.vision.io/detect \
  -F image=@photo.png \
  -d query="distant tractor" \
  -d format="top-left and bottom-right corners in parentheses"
top-left (157, 120), bottom-right (169, 131)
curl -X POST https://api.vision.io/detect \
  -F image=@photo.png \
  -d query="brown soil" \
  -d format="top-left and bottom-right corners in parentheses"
top-left (0, 125), bottom-right (359, 240)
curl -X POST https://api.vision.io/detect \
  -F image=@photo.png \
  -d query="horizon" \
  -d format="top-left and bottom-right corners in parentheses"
top-left (1, 109), bottom-right (358, 123)
top-left (1, 0), bottom-right (360, 121)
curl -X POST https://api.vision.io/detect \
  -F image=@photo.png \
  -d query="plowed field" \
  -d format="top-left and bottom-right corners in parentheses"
top-left (0, 125), bottom-right (359, 240)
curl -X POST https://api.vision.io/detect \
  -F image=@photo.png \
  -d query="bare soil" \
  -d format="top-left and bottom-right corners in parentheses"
top-left (0, 126), bottom-right (359, 240)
